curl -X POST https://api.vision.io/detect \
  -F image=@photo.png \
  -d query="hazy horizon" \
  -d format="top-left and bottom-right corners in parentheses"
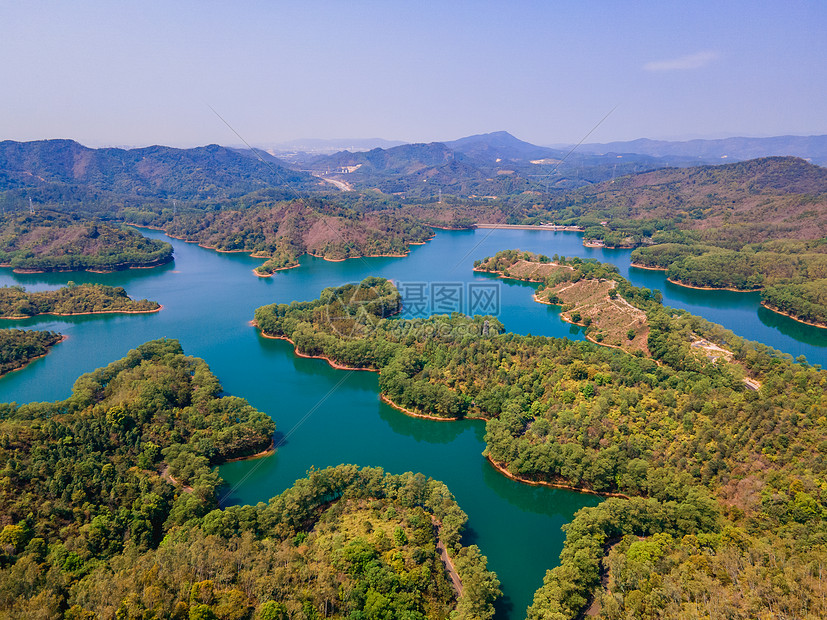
top-left (2, 2), bottom-right (825, 148)
top-left (7, 130), bottom-right (827, 154)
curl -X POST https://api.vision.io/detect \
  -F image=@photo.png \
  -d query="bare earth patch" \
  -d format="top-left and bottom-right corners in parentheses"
top-left (539, 279), bottom-right (650, 355)
top-left (477, 256), bottom-right (650, 355)
top-left (499, 259), bottom-right (573, 281)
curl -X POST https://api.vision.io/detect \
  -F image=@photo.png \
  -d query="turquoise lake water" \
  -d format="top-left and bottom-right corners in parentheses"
top-left (1, 227), bottom-right (824, 618)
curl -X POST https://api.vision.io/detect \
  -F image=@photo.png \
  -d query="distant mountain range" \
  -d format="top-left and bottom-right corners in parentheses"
top-left (2, 132), bottom-right (825, 210)
top-left (268, 137), bottom-right (408, 156)
top-left (0, 139), bottom-right (316, 210)
top-left (576, 135), bottom-right (827, 166)
top-left (294, 131), bottom-right (827, 198)
top-left (296, 131), bottom-right (695, 198)
top-left (270, 132), bottom-right (827, 168)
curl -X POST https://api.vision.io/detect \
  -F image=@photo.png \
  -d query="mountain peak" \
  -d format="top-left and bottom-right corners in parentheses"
top-left (447, 130), bottom-right (519, 145)
top-left (445, 131), bottom-right (559, 162)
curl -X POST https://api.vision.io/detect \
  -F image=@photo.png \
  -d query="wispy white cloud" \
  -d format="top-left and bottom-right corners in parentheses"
top-left (644, 51), bottom-right (718, 72)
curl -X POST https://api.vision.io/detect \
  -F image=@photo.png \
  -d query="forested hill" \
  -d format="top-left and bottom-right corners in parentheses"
top-left (0, 139), bottom-right (317, 204)
top-left (540, 156), bottom-right (827, 241)
top-left (0, 213), bottom-right (173, 272)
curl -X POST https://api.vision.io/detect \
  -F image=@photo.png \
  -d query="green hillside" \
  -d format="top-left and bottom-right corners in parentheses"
top-left (0, 139), bottom-right (316, 207)
top-left (0, 213), bottom-right (172, 272)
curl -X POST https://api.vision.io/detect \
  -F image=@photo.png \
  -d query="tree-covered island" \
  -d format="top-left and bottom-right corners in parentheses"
top-left (0, 283), bottom-right (160, 318)
top-left (474, 250), bottom-right (651, 355)
top-left (127, 196), bottom-right (436, 276)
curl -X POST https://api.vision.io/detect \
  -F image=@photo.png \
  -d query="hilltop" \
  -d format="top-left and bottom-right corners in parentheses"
top-left (444, 130), bottom-right (566, 163)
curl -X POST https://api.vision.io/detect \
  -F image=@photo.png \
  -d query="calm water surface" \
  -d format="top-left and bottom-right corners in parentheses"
top-left (1, 228), bottom-right (824, 618)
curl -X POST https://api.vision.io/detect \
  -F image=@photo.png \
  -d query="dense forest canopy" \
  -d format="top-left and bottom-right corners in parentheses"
top-left (255, 274), bottom-right (827, 618)
top-left (761, 278), bottom-right (827, 327)
top-left (64, 465), bottom-right (501, 620)
top-left (0, 328), bottom-right (62, 376)
top-left (0, 283), bottom-right (159, 318)
top-left (630, 238), bottom-right (827, 325)
top-left (0, 339), bottom-right (499, 619)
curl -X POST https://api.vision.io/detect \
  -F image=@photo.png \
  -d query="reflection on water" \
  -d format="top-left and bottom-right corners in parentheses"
top-left (376, 400), bottom-right (479, 444)
top-left (756, 304), bottom-right (827, 359)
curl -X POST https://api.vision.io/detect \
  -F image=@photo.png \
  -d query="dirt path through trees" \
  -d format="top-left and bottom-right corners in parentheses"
top-left (432, 517), bottom-right (463, 597)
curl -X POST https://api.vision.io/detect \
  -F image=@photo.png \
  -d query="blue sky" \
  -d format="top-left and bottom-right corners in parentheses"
top-left (1, 1), bottom-right (825, 147)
